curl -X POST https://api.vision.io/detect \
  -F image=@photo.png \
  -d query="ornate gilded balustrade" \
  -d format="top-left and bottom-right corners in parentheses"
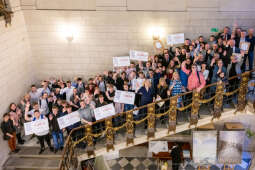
top-left (0, 0), bottom-right (12, 26)
top-left (60, 70), bottom-right (254, 170)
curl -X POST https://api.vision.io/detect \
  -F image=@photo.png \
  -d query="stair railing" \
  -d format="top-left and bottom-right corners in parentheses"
top-left (59, 70), bottom-right (253, 170)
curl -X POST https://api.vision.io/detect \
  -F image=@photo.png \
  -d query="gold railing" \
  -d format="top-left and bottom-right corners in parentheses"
top-left (59, 70), bottom-right (253, 170)
top-left (0, 0), bottom-right (12, 26)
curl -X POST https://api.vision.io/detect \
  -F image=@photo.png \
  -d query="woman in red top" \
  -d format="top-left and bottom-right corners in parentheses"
top-left (181, 61), bottom-right (206, 92)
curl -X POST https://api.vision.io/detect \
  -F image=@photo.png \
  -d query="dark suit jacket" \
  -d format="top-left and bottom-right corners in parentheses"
top-left (222, 46), bottom-right (241, 67)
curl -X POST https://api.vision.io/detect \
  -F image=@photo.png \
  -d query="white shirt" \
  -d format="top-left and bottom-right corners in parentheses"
top-left (202, 69), bottom-right (209, 80)
top-left (60, 86), bottom-right (74, 102)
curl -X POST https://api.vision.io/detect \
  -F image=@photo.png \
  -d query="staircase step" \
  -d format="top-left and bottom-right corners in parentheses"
top-left (12, 146), bottom-right (62, 158)
top-left (3, 157), bottom-right (60, 170)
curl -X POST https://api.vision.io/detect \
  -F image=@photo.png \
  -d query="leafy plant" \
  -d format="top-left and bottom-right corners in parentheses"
top-left (246, 128), bottom-right (255, 138)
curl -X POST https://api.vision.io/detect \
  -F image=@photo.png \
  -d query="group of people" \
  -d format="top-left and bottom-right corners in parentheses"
top-left (1, 25), bottom-right (255, 155)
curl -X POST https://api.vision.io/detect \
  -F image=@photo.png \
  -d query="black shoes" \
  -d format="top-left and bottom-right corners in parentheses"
top-left (49, 146), bottom-right (54, 152)
top-left (60, 146), bottom-right (64, 151)
top-left (54, 149), bottom-right (58, 154)
top-left (13, 148), bottom-right (20, 153)
top-left (39, 148), bottom-right (45, 154)
top-left (18, 140), bottom-right (25, 145)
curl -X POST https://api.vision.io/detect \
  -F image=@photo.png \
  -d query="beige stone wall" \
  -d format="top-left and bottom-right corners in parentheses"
top-left (0, 10), bottom-right (33, 167)
top-left (23, 10), bottom-right (255, 80)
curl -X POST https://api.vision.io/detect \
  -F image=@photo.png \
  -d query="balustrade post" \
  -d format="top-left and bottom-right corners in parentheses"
top-left (85, 125), bottom-right (95, 157)
top-left (237, 72), bottom-right (249, 112)
top-left (212, 81), bottom-right (224, 120)
top-left (147, 103), bottom-right (155, 139)
top-left (189, 91), bottom-right (200, 127)
top-left (126, 111), bottom-right (134, 146)
top-left (105, 118), bottom-right (114, 152)
top-left (168, 96), bottom-right (178, 133)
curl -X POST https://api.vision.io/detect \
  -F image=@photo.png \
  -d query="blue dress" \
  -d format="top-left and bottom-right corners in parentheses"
top-left (138, 87), bottom-right (154, 106)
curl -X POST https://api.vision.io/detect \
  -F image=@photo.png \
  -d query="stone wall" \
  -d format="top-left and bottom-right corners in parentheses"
top-left (23, 10), bottom-right (255, 80)
top-left (0, 1), bottom-right (33, 167)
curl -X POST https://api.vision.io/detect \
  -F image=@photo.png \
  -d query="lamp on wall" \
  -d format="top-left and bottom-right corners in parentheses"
top-left (148, 26), bottom-right (165, 40)
top-left (66, 33), bottom-right (74, 42)
top-left (59, 24), bottom-right (79, 43)
top-left (153, 31), bottom-right (160, 40)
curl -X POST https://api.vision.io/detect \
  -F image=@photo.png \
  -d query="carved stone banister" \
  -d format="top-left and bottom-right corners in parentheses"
top-left (0, 0), bottom-right (13, 27)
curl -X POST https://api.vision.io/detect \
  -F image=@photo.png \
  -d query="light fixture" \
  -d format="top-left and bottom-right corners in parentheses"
top-left (66, 34), bottom-right (74, 42)
top-left (58, 24), bottom-right (79, 43)
top-left (153, 31), bottom-right (160, 40)
top-left (148, 26), bottom-right (165, 40)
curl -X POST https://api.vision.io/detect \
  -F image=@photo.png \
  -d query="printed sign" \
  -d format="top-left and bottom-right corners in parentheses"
top-left (130, 50), bottom-right (149, 61)
top-left (57, 111), bottom-right (81, 129)
top-left (149, 141), bottom-right (168, 154)
top-left (167, 33), bottom-right (185, 45)
top-left (94, 103), bottom-right (116, 120)
top-left (24, 119), bottom-right (49, 136)
top-left (240, 42), bottom-right (250, 54)
top-left (114, 90), bottom-right (136, 105)
top-left (113, 56), bottom-right (130, 67)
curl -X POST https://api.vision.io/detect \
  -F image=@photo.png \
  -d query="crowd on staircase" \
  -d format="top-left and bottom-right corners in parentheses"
top-left (1, 25), bottom-right (255, 156)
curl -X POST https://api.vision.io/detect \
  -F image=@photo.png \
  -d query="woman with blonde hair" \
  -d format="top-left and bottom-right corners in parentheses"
top-left (138, 79), bottom-right (155, 128)
top-left (156, 78), bottom-right (168, 123)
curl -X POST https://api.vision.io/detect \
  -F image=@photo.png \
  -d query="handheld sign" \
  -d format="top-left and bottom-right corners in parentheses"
top-left (167, 33), bottom-right (185, 45)
top-left (94, 103), bottom-right (116, 121)
top-left (113, 56), bottom-right (130, 67)
top-left (57, 111), bottom-right (81, 129)
top-left (130, 50), bottom-right (149, 61)
top-left (24, 119), bottom-right (49, 136)
top-left (240, 42), bottom-right (250, 54)
top-left (114, 90), bottom-right (135, 105)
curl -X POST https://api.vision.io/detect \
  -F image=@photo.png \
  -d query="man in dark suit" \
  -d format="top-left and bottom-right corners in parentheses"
top-left (219, 26), bottom-right (231, 41)
top-left (223, 39), bottom-right (240, 67)
top-left (170, 143), bottom-right (182, 170)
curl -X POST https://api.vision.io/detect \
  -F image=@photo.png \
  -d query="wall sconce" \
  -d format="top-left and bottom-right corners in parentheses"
top-left (148, 26), bottom-right (165, 41)
top-left (66, 34), bottom-right (74, 42)
top-left (153, 31), bottom-right (160, 40)
top-left (59, 24), bottom-right (79, 43)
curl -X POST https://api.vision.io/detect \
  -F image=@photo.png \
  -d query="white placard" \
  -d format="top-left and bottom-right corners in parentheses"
top-left (149, 141), bottom-right (168, 154)
top-left (233, 53), bottom-right (243, 63)
top-left (114, 90), bottom-right (135, 105)
top-left (24, 119), bottom-right (49, 136)
top-left (94, 103), bottom-right (116, 121)
top-left (167, 33), bottom-right (185, 45)
top-left (113, 56), bottom-right (130, 67)
top-left (240, 42), bottom-right (250, 51)
top-left (57, 111), bottom-right (81, 129)
top-left (155, 42), bottom-right (162, 49)
top-left (24, 122), bottom-right (33, 136)
top-left (130, 50), bottom-right (149, 61)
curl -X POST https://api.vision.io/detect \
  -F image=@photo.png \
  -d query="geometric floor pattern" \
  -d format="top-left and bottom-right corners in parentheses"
top-left (107, 157), bottom-right (158, 170)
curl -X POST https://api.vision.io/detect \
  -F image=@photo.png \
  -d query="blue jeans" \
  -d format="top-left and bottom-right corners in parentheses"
top-left (248, 51), bottom-right (254, 71)
top-left (52, 131), bottom-right (64, 150)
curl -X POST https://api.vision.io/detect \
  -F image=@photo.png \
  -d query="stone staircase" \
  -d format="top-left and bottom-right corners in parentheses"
top-left (2, 147), bottom-right (61, 170)
top-left (78, 107), bottom-right (252, 162)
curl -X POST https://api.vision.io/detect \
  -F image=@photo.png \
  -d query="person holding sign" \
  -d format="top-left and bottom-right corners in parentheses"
top-left (246, 28), bottom-right (255, 71)
top-left (1, 113), bottom-right (19, 153)
top-left (155, 78), bottom-right (168, 123)
top-left (137, 79), bottom-right (155, 129)
top-left (25, 108), bottom-right (53, 154)
top-left (49, 106), bottom-right (64, 153)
